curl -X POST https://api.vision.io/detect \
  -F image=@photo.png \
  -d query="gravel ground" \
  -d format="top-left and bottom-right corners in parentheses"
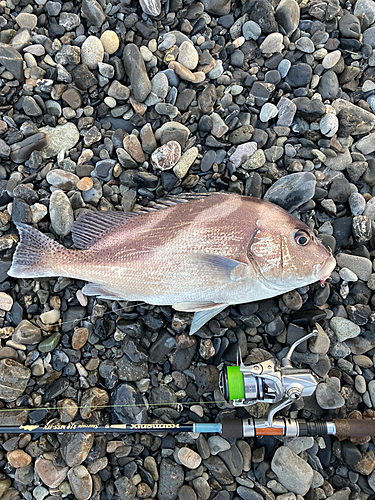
top-left (1, 0), bottom-right (375, 498)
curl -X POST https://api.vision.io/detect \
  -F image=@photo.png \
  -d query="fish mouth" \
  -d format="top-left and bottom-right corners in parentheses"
top-left (313, 255), bottom-right (336, 281)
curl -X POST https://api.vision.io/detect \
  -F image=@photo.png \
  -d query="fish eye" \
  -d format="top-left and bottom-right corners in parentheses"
top-left (294, 230), bottom-right (311, 246)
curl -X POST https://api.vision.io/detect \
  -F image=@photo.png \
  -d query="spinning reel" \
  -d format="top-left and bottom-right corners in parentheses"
top-left (220, 326), bottom-right (321, 426)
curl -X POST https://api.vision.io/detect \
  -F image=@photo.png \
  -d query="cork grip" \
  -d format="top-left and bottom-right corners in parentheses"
top-left (334, 419), bottom-right (375, 438)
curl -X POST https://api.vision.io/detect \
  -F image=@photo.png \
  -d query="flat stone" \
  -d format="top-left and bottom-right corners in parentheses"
top-left (323, 50), bottom-right (341, 69)
top-left (336, 253), bottom-right (372, 281)
top-left (264, 172), bottom-right (316, 212)
top-left (123, 43), bottom-right (151, 103)
top-left (61, 432), bottom-right (94, 467)
top-left (0, 359), bottom-right (30, 402)
top-left (68, 466), bottom-right (92, 500)
top-left (260, 33), bottom-right (283, 53)
top-left (38, 332), bottom-right (61, 352)
top-left (0, 43), bottom-right (24, 82)
top-left (7, 450), bottom-right (31, 468)
top-left (207, 436), bottom-right (231, 455)
top-left (330, 316), bottom-right (361, 341)
top-left (46, 169), bottom-right (79, 190)
top-left (229, 142), bottom-right (257, 168)
top-left (178, 41), bottom-right (198, 70)
top-left (140, 0), bottom-right (161, 15)
top-left (49, 190), bottom-right (73, 237)
top-left (355, 133), bottom-right (375, 155)
top-left (35, 458), bottom-right (68, 488)
top-left (320, 113), bottom-right (339, 137)
top-left (158, 459), bottom-right (184, 500)
top-left (39, 123), bottom-right (80, 158)
top-left (316, 378), bottom-right (345, 409)
top-left (173, 147), bottom-right (198, 179)
top-left (0, 293), bottom-right (12, 312)
top-left (13, 320), bottom-right (41, 345)
top-left (82, 0), bottom-right (105, 26)
top-left (242, 150), bottom-right (266, 170)
top-left (178, 448), bottom-right (202, 469)
top-left (271, 446), bottom-right (313, 495)
top-left (275, 0), bottom-right (300, 36)
top-left (334, 99), bottom-right (375, 135)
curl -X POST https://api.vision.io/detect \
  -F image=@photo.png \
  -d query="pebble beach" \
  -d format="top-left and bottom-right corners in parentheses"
top-left (1, 0), bottom-right (375, 498)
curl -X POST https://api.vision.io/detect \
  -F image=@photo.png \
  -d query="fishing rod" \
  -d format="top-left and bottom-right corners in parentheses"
top-left (1, 416), bottom-right (373, 439)
top-left (0, 325), bottom-right (373, 439)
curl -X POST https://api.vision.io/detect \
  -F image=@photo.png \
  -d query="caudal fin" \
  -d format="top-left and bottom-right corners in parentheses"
top-left (8, 223), bottom-right (64, 279)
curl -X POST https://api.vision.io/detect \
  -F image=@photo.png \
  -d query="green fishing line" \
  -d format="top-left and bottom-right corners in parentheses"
top-left (226, 366), bottom-right (245, 400)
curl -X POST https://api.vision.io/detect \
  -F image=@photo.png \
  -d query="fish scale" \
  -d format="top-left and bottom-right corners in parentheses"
top-left (8, 193), bottom-right (336, 334)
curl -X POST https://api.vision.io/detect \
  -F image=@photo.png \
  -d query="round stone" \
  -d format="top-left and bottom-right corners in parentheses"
top-left (319, 113), bottom-right (339, 137)
top-left (151, 141), bottom-right (181, 170)
top-left (260, 33), bottom-right (284, 53)
top-left (178, 41), bottom-right (199, 70)
top-left (242, 20), bottom-right (261, 40)
top-left (100, 31), bottom-right (119, 54)
top-left (322, 50), bottom-right (341, 69)
top-left (177, 448), bottom-right (202, 469)
top-left (7, 449), bottom-right (32, 468)
top-left (72, 328), bottom-right (89, 350)
top-left (81, 35), bottom-right (104, 69)
top-left (77, 177), bottom-right (94, 191)
top-left (295, 37), bottom-right (314, 53)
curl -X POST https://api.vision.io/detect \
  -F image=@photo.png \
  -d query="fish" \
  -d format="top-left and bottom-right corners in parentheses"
top-left (8, 193), bottom-right (336, 335)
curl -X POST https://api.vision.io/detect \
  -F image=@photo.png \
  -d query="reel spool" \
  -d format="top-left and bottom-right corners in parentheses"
top-left (219, 328), bottom-right (321, 410)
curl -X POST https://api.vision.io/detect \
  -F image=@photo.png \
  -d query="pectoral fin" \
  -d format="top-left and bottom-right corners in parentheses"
top-left (172, 301), bottom-right (229, 335)
top-left (188, 253), bottom-right (250, 283)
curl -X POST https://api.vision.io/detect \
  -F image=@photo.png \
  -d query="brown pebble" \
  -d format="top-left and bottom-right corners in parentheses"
top-left (123, 135), bottom-right (146, 163)
top-left (129, 97), bottom-right (147, 116)
top-left (18, 434), bottom-right (32, 448)
top-left (7, 449), bottom-right (32, 468)
top-left (77, 177), bottom-right (94, 191)
top-left (72, 327), bottom-right (89, 350)
top-left (62, 88), bottom-right (82, 110)
top-left (151, 141), bottom-right (181, 170)
top-left (168, 61), bottom-right (196, 82)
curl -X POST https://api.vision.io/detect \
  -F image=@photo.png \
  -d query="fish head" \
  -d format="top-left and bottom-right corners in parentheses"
top-left (247, 202), bottom-right (336, 291)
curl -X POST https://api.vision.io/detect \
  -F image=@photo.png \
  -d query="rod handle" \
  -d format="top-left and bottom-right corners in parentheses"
top-left (221, 418), bottom-right (243, 438)
top-left (334, 419), bottom-right (375, 438)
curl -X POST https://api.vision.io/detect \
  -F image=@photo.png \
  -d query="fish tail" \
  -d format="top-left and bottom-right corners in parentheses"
top-left (8, 223), bottom-right (66, 279)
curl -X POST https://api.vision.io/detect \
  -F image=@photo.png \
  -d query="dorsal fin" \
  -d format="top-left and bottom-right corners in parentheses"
top-left (72, 211), bottom-right (137, 249)
top-left (72, 193), bottom-right (219, 250)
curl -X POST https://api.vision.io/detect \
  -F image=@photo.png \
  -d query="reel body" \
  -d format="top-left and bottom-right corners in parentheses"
top-left (219, 327), bottom-right (321, 425)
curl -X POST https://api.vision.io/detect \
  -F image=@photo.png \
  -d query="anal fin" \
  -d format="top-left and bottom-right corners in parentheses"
top-left (82, 282), bottom-right (124, 301)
